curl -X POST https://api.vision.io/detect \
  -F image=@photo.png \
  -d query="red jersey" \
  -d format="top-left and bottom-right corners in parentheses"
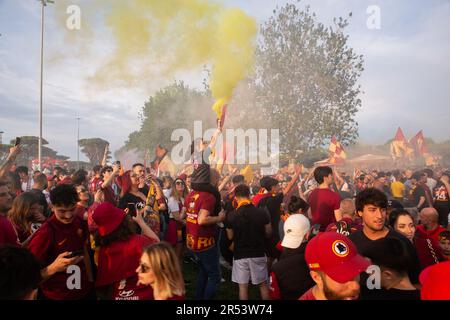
top-left (102, 185), bottom-right (117, 206)
top-left (299, 287), bottom-right (316, 300)
top-left (308, 188), bottom-right (341, 231)
top-left (96, 234), bottom-right (157, 300)
top-left (325, 217), bottom-right (362, 236)
top-left (0, 215), bottom-right (19, 246)
top-left (416, 224), bottom-right (447, 244)
top-left (58, 177), bottom-right (73, 185)
top-left (185, 191), bottom-right (217, 252)
top-left (252, 191), bottom-right (271, 207)
top-left (87, 202), bottom-right (101, 234)
top-left (74, 204), bottom-right (88, 220)
top-left (28, 215), bottom-right (92, 300)
top-left (269, 271), bottom-right (281, 300)
top-left (89, 176), bottom-right (102, 194)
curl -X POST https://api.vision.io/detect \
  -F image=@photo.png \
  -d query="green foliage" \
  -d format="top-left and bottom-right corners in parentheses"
top-left (124, 81), bottom-right (216, 154)
top-left (252, 1), bottom-right (363, 157)
top-left (79, 138), bottom-right (110, 166)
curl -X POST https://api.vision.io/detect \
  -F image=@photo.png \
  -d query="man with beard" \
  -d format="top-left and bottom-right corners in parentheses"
top-left (299, 232), bottom-right (370, 300)
top-left (349, 188), bottom-right (421, 287)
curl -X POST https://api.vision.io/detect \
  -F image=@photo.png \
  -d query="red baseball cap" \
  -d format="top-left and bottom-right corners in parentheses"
top-left (305, 232), bottom-right (370, 284)
top-left (92, 202), bottom-right (126, 236)
top-left (420, 261), bottom-right (450, 300)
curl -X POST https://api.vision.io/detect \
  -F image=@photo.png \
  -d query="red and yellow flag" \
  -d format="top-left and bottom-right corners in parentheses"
top-left (328, 136), bottom-right (347, 164)
top-left (390, 128), bottom-right (414, 159)
top-left (409, 130), bottom-right (428, 156)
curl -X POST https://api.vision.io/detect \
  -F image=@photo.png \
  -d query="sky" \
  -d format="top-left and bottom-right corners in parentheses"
top-left (0, 0), bottom-right (449, 162)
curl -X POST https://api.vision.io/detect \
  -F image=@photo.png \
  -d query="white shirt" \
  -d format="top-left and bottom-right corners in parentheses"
top-left (21, 177), bottom-right (34, 192)
top-left (168, 196), bottom-right (183, 219)
top-left (427, 178), bottom-right (437, 193)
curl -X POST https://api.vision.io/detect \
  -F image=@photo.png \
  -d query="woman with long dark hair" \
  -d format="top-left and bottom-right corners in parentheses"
top-left (389, 209), bottom-right (445, 269)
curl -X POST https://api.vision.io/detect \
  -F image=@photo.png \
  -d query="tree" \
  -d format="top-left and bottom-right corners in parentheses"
top-left (124, 81), bottom-right (216, 157)
top-left (0, 136), bottom-right (71, 168)
top-left (248, 1), bottom-right (363, 159)
top-left (79, 138), bottom-right (110, 166)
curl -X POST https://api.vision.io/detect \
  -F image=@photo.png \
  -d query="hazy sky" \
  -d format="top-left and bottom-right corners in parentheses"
top-left (0, 0), bottom-right (449, 162)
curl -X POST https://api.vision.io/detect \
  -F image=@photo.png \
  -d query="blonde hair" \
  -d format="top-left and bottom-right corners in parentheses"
top-left (171, 180), bottom-right (187, 202)
top-left (143, 242), bottom-right (185, 299)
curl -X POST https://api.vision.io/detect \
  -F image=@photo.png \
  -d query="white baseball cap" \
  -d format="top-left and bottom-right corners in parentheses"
top-left (281, 214), bottom-right (311, 249)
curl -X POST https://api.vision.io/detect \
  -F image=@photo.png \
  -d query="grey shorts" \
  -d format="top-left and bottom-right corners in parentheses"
top-left (232, 256), bottom-right (268, 285)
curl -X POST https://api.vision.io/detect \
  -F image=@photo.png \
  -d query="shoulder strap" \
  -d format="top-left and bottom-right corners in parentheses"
top-left (426, 238), bottom-right (439, 264)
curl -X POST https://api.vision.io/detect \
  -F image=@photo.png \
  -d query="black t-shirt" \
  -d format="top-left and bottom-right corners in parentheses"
top-left (257, 193), bottom-right (284, 241)
top-left (349, 229), bottom-right (421, 284)
top-left (412, 185), bottom-right (427, 210)
top-left (225, 204), bottom-right (270, 260)
top-left (361, 288), bottom-right (421, 300)
top-left (433, 182), bottom-right (450, 204)
top-left (118, 192), bottom-right (146, 209)
top-left (139, 186), bottom-right (149, 196)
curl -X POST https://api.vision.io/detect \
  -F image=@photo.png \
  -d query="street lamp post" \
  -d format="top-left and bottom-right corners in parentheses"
top-left (38, 0), bottom-right (54, 171)
top-left (76, 117), bottom-right (80, 169)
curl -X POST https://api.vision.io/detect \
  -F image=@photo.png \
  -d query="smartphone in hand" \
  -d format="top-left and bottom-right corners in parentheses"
top-left (14, 137), bottom-right (21, 146)
top-left (127, 203), bottom-right (137, 217)
top-left (66, 249), bottom-right (84, 259)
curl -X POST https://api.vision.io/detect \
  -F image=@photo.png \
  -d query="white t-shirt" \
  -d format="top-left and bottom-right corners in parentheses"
top-left (427, 178), bottom-right (437, 193)
top-left (341, 182), bottom-right (350, 192)
top-left (163, 188), bottom-right (172, 199)
top-left (167, 196), bottom-right (184, 219)
top-left (21, 177), bottom-right (34, 192)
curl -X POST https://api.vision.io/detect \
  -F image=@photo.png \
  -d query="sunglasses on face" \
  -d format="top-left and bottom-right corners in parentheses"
top-left (77, 189), bottom-right (87, 193)
top-left (175, 181), bottom-right (184, 185)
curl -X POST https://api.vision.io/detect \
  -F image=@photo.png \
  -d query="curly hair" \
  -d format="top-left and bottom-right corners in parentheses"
top-left (50, 184), bottom-right (79, 207)
top-left (355, 188), bottom-right (387, 212)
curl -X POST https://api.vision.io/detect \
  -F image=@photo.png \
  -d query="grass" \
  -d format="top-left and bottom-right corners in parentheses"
top-left (182, 259), bottom-right (261, 300)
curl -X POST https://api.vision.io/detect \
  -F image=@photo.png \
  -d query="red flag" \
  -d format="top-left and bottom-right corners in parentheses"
top-left (219, 104), bottom-right (227, 130)
top-left (329, 136), bottom-right (347, 164)
top-left (394, 127), bottom-right (407, 142)
top-left (390, 127), bottom-right (413, 159)
top-left (409, 130), bottom-right (428, 156)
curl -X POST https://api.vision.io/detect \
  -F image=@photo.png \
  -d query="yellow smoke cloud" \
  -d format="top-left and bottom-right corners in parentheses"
top-left (55, 0), bottom-right (257, 107)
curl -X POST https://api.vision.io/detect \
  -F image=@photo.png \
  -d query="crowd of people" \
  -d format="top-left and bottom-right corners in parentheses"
top-left (1, 134), bottom-right (450, 301)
